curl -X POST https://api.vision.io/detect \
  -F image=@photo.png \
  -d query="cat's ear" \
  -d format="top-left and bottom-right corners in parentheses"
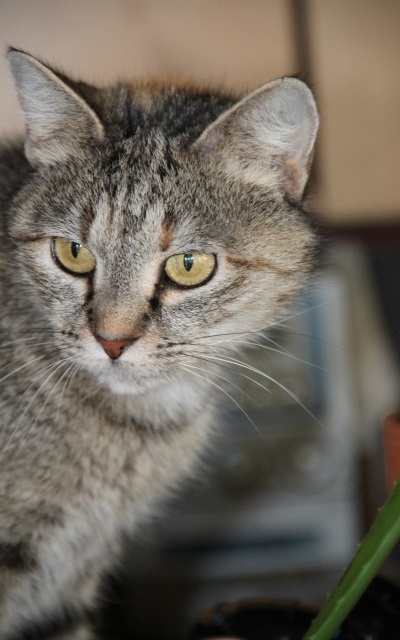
top-left (195, 78), bottom-right (318, 200)
top-left (7, 49), bottom-right (104, 167)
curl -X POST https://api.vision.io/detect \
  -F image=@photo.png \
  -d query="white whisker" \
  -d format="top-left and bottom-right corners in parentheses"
top-left (0, 354), bottom-right (49, 385)
top-left (0, 339), bottom-right (67, 352)
top-left (182, 351), bottom-right (271, 399)
top-left (188, 297), bottom-right (336, 348)
top-left (222, 339), bottom-right (338, 374)
top-left (180, 364), bottom-right (267, 443)
top-left (182, 362), bottom-right (260, 408)
top-left (10, 357), bottom-right (72, 418)
top-left (1, 356), bottom-right (72, 459)
top-left (11, 357), bottom-right (75, 461)
top-left (197, 353), bottom-right (323, 427)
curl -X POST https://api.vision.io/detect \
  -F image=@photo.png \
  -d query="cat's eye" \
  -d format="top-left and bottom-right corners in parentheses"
top-left (52, 238), bottom-right (96, 275)
top-left (164, 252), bottom-right (216, 287)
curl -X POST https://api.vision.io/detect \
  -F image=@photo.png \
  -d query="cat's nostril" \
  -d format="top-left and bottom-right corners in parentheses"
top-left (95, 335), bottom-right (136, 360)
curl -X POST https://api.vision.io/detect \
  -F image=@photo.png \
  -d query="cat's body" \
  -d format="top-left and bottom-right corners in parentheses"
top-left (0, 50), bottom-right (318, 639)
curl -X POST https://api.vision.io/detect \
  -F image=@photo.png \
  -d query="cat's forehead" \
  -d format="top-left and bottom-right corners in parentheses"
top-left (83, 135), bottom-right (221, 253)
top-left (88, 183), bottom-right (212, 259)
top-left (90, 189), bottom-right (165, 246)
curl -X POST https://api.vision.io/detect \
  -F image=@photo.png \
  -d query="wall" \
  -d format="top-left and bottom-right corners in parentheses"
top-left (1, 0), bottom-right (399, 225)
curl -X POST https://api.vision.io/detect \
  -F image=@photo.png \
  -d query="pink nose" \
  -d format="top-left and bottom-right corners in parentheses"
top-left (95, 335), bottom-right (135, 360)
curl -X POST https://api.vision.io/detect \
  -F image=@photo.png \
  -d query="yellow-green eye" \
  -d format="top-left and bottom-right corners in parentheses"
top-left (52, 238), bottom-right (96, 275)
top-left (164, 252), bottom-right (216, 287)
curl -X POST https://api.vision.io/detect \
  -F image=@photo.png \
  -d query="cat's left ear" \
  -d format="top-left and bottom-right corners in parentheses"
top-left (194, 78), bottom-right (318, 200)
top-left (7, 48), bottom-right (104, 167)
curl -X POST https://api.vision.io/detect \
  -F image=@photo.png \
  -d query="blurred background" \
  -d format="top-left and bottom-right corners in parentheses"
top-left (1, 2), bottom-right (400, 639)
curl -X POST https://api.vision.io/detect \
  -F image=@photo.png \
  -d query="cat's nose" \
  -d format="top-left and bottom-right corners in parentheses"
top-left (95, 335), bottom-right (136, 360)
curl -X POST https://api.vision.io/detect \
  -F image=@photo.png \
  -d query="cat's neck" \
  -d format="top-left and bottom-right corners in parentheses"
top-left (70, 366), bottom-right (215, 432)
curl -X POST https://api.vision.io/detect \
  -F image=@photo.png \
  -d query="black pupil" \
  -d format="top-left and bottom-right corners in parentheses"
top-left (183, 254), bottom-right (194, 272)
top-left (71, 243), bottom-right (81, 259)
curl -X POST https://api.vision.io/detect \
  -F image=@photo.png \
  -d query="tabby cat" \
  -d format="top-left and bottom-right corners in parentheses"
top-left (0, 48), bottom-right (318, 639)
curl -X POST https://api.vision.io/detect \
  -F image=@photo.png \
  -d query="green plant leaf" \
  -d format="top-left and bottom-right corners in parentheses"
top-left (303, 478), bottom-right (400, 640)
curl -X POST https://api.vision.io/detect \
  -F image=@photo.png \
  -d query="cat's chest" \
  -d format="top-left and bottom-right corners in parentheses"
top-left (52, 404), bottom-right (183, 508)
top-left (1, 360), bottom-right (212, 531)
top-left (47, 395), bottom-right (207, 514)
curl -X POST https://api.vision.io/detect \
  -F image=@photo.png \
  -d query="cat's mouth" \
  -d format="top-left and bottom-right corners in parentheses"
top-left (87, 356), bottom-right (166, 395)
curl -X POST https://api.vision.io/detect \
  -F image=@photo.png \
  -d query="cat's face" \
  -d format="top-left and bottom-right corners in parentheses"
top-left (7, 51), bottom-right (318, 395)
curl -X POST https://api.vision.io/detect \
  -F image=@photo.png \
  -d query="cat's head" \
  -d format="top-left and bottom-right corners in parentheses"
top-left (6, 49), bottom-right (318, 395)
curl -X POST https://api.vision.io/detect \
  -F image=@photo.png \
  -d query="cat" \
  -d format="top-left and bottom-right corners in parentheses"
top-left (0, 48), bottom-right (319, 640)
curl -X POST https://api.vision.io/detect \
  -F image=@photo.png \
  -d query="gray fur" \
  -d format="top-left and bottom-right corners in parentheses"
top-left (0, 49), bottom-right (318, 639)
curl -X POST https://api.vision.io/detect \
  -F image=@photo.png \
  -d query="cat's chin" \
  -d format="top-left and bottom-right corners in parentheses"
top-left (92, 366), bottom-right (163, 396)
top-left (105, 377), bottom-right (158, 396)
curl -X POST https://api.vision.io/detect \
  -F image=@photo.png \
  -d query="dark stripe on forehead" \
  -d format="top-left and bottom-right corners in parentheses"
top-left (160, 220), bottom-right (174, 251)
top-left (155, 139), bottom-right (179, 187)
top-left (79, 208), bottom-right (95, 244)
top-left (164, 139), bottom-right (178, 173)
top-left (163, 203), bottom-right (175, 227)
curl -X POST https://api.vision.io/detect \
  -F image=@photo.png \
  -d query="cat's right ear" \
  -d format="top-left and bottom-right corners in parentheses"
top-left (194, 78), bottom-right (318, 201)
top-left (7, 49), bottom-right (104, 167)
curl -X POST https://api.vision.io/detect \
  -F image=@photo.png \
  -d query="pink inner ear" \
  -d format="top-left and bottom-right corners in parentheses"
top-left (284, 158), bottom-right (301, 197)
top-left (198, 126), bottom-right (225, 154)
